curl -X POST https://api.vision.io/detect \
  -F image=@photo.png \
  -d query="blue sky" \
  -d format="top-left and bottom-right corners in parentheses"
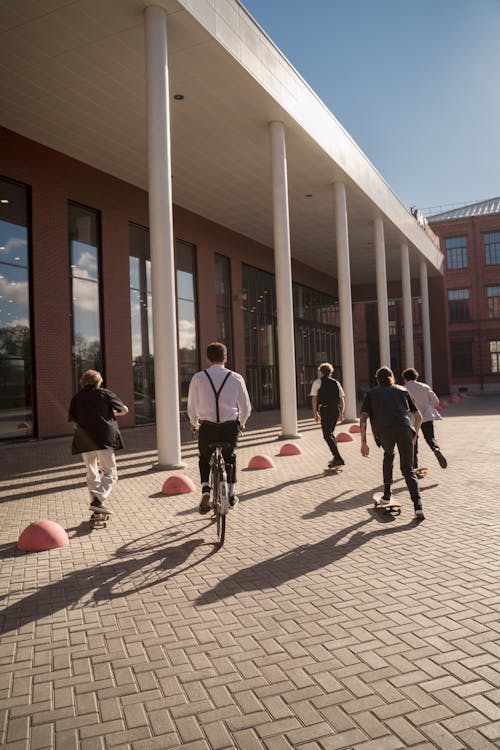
top-left (242, 0), bottom-right (500, 214)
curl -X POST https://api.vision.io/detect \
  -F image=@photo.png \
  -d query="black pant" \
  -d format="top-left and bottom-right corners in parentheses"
top-left (199, 420), bottom-right (239, 485)
top-left (378, 425), bottom-right (420, 504)
top-left (413, 421), bottom-right (439, 468)
top-left (319, 406), bottom-right (343, 461)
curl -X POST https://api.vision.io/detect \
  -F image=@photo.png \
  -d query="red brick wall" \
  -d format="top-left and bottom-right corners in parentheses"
top-left (430, 214), bottom-right (500, 391)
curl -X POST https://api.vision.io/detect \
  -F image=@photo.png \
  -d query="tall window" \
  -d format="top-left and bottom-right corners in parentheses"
top-left (214, 253), bottom-right (233, 357)
top-left (448, 288), bottom-right (470, 322)
top-left (450, 341), bottom-right (473, 377)
top-left (129, 223), bottom-right (154, 423)
top-left (69, 203), bottom-right (103, 391)
top-left (445, 236), bottom-right (468, 270)
top-left (484, 231), bottom-right (500, 265)
top-left (490, 341), bottom-right (500, 373)
top-left (176, 240), bottom-right (199, 404)
top-left (487, 286), bottom-right (500, 319)
top-left (0, 177), bottom-right (33, 438)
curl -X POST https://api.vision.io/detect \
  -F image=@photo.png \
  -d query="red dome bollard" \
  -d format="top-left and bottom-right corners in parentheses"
top-left (18, 520), bottom-right (69, 552)
top-left (449, 395), bottom-right (459, 403)
top-left (279, 442), bottom-right (302, 456)
top-left (459, 392), bottom-right (467, 399)
top-left (161, 475), bottom-right (196, 495)
top-left (439, 400), bottom-right (449, 409)
top-left (336, 432), bottom-right (354, 442)
top-left (348, 424), bottom-right (361, 434)
top-left (248, 454), bottom-right (275, 469)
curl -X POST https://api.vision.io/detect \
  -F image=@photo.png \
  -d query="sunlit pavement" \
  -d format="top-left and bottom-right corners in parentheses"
top-left (1, 394), bottom-right (500, 750)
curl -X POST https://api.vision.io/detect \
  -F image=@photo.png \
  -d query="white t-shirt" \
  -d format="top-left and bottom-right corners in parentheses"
top-left (404, 379), bottom-right (440, 422)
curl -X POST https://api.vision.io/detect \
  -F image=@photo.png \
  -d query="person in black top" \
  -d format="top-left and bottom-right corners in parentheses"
top-left (360, 366), bottom-right (425, 520)
top-left (310, 362), bottom-right (346, 468)
top-left (68, 369), bottom-right (128, 515)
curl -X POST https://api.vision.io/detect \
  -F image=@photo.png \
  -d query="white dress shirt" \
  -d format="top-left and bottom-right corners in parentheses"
top-left (187, 364), bottom-right (252, 426)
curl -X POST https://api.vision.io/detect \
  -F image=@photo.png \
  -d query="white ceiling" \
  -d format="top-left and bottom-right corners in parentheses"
top-left (0, 0), bottom-right (443, 287)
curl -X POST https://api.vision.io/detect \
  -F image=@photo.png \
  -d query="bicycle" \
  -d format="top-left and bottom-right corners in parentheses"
top-left (208, 441), bottom-right (231, 548)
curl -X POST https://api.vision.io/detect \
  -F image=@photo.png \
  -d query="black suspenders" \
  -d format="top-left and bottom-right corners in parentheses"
top-left (204, 370), bottom-right (232, 423)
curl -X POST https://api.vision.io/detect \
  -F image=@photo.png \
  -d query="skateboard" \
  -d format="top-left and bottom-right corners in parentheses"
top-left (373, 492), bottom-right (401, 515)
top-left (415, 467), bottom-right (428, 478)
top-left (325, 464), bottom-right (343, 474)
top-left (89, 509), bottom-right (110, 529)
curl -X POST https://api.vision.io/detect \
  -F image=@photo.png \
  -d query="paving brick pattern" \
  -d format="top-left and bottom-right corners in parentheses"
top-left (1, 394), bottom-right (500, 749)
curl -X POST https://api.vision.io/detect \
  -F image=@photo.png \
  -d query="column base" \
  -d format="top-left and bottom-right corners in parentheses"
top-left (152, 462), bottom-right (186, 471)
top-left (277, 433), bottom-right (301, 440)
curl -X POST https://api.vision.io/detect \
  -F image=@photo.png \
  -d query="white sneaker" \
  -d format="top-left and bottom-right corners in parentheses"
top-left (89, 497), bottom-right (112, 515)
top-left (414, 508), bottom-right (425, 521)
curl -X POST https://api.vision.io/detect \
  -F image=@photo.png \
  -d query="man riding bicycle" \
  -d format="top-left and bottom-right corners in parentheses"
top-left (187, 342), bottom-right (252, 513)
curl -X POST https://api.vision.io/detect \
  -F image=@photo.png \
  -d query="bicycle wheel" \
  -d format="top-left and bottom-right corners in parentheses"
top-left (210, 458), bottom-right (224, 548)
top-left (216, 459), bottom-right (227, 548)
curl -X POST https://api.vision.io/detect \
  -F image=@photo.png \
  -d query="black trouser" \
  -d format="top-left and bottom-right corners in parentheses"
top-left (199, 420), bottom-right (239, 485)
top-left (413, 421), bottom-right (439, 468)
top-left (319, 406), bottom-right (343, 461)
top-left (378, 425), bottom-right (421, 504)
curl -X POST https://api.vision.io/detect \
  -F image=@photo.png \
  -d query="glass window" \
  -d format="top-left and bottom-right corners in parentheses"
top-left (69, 203), bottom-right (103, 391)
top-left (445, 236), bottom-right (468, 270)
top-left (214, 254), bottom-right (233, 357)
top-left (129, 223), bottom-right (155, 423)
top-left (0, 178), bottom-right (33, 438)
top-left (487, 286), bottom-right (500, 319)
top-left (450, 341), bottom-right (473, 377)
top-left (176, 240), bottom-right (199, 404)
top-left (490, 340), bottom-right (500, 373)
top-left (448, 288), bottom-right (470, 322)
top-left (484, 231), bottom-right (500, 265)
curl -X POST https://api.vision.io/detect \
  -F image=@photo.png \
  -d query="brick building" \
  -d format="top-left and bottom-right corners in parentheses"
top-left (427, 198), bottom-right (500, 393)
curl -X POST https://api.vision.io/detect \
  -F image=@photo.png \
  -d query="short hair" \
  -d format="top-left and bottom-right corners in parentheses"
top-left (375, 366), bottom-right (394, 386)
top-left (318, 362), bottom-right (334, 376)
top-left (80, 369), bottom-right (103, 388)
top-left (402, 368), bottom-right (418, 381)
top-left (206, 342), bottom-right (227, 363)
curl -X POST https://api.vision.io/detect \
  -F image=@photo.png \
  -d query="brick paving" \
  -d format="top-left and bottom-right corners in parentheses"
top-left (1, 394), bottom-right (500, 750)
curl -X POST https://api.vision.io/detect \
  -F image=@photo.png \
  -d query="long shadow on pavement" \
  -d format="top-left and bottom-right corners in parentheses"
top-left (0, 520), bottom-right (216, 635)
top-left (196, 515), bottom-right (419, 606)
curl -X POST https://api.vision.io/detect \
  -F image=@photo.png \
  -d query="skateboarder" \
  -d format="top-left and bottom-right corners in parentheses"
top-left (402, 368), bottom-right (447, 470)
top-left (68, 370), bottom-right (128, 517)
top-left (188, 342), bottom-right (252, 513)
top-left (360, 366), bottom-right (425, 520)
top-left (310, 362), bottom-right (345, 469)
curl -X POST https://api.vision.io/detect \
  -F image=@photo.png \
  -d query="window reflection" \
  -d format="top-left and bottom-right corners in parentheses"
top-left (0, 177), bottom-right (33, 438)
top-left (69, 203), bottom-right (103, 390)
top-left (215, 253), bottom-right (233, 356)
top-left (129, 223), bottom-right (155, 423)
top-left (176, 240), bottom-right (199, 405)
top-left (243, 265), bottom-right (341, 409)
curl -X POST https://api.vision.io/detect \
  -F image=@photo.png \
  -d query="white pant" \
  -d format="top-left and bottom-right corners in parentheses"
top-left (82, 448), bottom-right (118, 502)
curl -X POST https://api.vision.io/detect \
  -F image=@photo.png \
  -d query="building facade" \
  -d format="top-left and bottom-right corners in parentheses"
top-left (0, 0), bottom-right (447, 461)
top-left (427, 198), bottom-right (500, 393)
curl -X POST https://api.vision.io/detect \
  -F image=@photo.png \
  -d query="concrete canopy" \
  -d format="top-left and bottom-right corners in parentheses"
top-left (0, 0), bottom-right (443, 287)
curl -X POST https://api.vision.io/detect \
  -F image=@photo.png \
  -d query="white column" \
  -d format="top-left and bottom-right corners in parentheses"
top-left (401, 242), bottom-right (414, 368)
top-left (269, 121), bottom-right (299, 438)
top-left (374, 216), bottom-right (391, 367)
top-left (144, 5), bottom-right (183, 468)
top-left (420, 259), bottom-right (433, 387)
top-left (334, 182), bottom-right (357, 420)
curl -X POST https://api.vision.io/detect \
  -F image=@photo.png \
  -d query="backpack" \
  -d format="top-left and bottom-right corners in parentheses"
top-left (317, 376), bottom-right (340, 409)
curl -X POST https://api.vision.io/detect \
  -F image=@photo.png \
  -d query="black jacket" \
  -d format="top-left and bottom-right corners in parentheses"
top-left (68, 387), bottom-right (125, 454)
